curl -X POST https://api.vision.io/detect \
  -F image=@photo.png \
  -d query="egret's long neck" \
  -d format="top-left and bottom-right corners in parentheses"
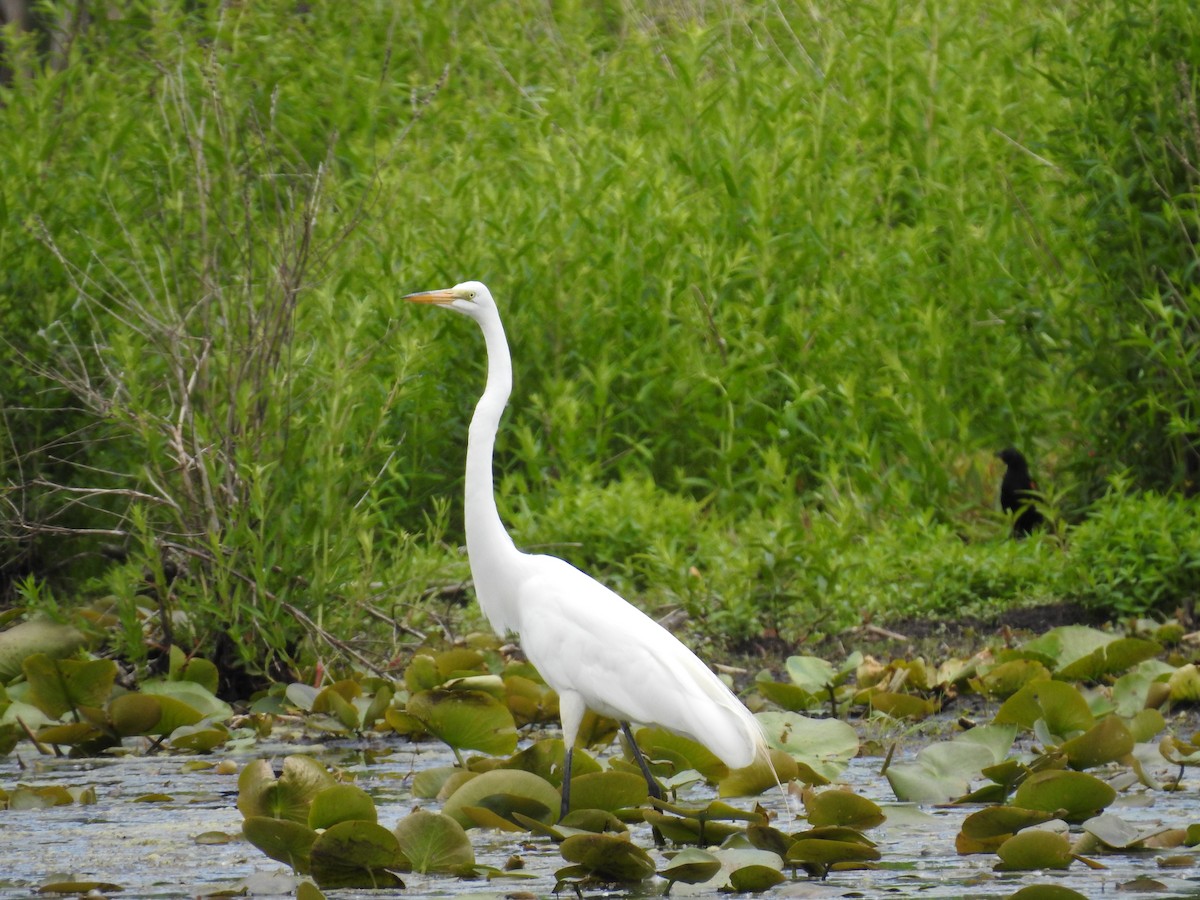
top-left (465, 308), bottom-right (522, 633)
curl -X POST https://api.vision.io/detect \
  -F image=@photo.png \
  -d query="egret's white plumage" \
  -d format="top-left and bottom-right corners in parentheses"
top-left (404, 280), bottom-right (768, 811)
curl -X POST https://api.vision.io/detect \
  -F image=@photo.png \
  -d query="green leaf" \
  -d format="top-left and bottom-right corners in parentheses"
top-left (566, 770), bottom-right (649, 813)
top-left (804, 788), bottom-right (885, 830)
top-left (1060, 715), bottom-right (1134, 770)
top-left (995, 680), bottom-right (1094, 739)
top-left (407, 689), bottom-right (518, 755)
top-left (309, 784), bottom-right (377, 830)
top-left (242, 816), bottom-right (317, 874)
top-left (442, 768), bottom-right (561, 829)
top-left (559, 833), bottom-right (655, 882)
top-left (392, 808), bottom-right (475, 874)
top-left (1012, 770), bottom-right (1116, 822)
top-left (757, 711), bottom-right (858, 780)
top-left (995, 829), bottom-right (1073, 871)
top-left (309, 820), bottom-right (404, 889)
top-left (658, 848), bottom-right (721, 886)
top-left (23, 655), bottom-right (116, 718)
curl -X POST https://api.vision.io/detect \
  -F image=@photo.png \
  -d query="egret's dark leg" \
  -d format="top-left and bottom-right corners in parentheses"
top-left (559, 745), bottom-right (574, 820)
top-left (621, 721), bottom-right (664, 801)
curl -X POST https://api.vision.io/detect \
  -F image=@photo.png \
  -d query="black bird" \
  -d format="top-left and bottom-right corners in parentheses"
top-left (997, 447), bottom-right (1044, 538)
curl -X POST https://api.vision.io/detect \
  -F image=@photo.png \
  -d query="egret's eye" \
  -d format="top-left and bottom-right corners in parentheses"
top-left (469, 291), bottom-right (477, 299)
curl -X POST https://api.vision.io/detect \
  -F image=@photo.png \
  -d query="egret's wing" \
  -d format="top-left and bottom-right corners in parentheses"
top-left (515, 554), bottom-right (763, 769)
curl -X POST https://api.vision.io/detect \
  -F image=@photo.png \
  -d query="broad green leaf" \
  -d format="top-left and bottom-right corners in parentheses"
top-left (238, 756), bottom-right (335, 823)
top-left (392, 809), bottom-right (475, 874)
top-left (559, 833), bottom-right (655, 882)
top-left (995, 680), bottom-right (1094, 739)
top-left (23, 655), bottom-right (116, 718)
top-left (407, 689), bottom-right (518, 755)
top-left (1013, 770), bottom-right (1116, 822)
top-left (1060, 715), bottom-right (1134, 770)
top-left (309, 820), bottom-right (403, 889)
top-left (1057, 637), bottom-right (1160, 681)
top-left (0, 620), bottom-right (87, 682)
top-left (566, 771), bottom-right (648, 813)
top-left (442, 768), bottom-right (561, 828)
top-left (659, 848), bottom-right (721, 886)
top-left (309, 784), bottom-right (377, 830)
top-left (995, 829), bottom-right (1073, 870)
top-left (242, 816), bottom-right (317, 874)
top-left (757, 711), bottom-right (858, 780)
top-left (141, 680), bottom-right (233, 720)
top-left (804, 788), bottom-right (885, 830)
top-left (633, 727), bottom-right (726, 780)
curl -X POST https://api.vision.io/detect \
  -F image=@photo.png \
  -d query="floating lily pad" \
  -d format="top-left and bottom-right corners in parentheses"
top-left (659, 848), bottom-right (722, 886)
top-left (757, 711), bottom-right (859, 781)
top-left (633, 727), bottom-right (726, 780)
top-left (23, 655), bottom-right (116, 718)
top-left (720, 747), bottom-right (801, 797)
top-left (995, 829), bottom-right (1073, 871)
top-left (1012, 770), bottom-right (1116, 822)
top-left (309, 784), bottom-right (377, 830)
top-left (407, 689), bottom-right (518, 755)
top-left (973, 659), bottom-right (1051, 699)
top-left (886, 724), bottom-right (1016, 803)
top-left (442, 768), bottom-right (561, 828)
top-left (1057, 637), bottom-right (1160, 682)
top-left (1060, 714), bottom-right (1134, 770)
top-left (995, 680), bottom-right (1094, 739)
top-left (309, 820), bottom-right (404, 889)
top-left (238, 756), bottom-right (336, 823)
top-left (242, 815), bottom-right (317, 873)
top-left (0, 620), bottom-right (87, 682)
top-left (785, 836), bottom-right (880, 866)
top-left (559, 833), bottom-right (655, 882)
top-left (804, 788), bottom-right (885, 830)
top-left (169, 719), bottom-right (230, 752)
top-left (566, 770), bottom-right (649, 813)
top-left (728, 862), bottom-right (786, 891)
top-left (168, 646), bottom-right (220, 695)
top-left (392, 808), bottom-right (475, 874)
top-left (865, 690), bottom-right (937, 719)
top-left (141, 679), bottom-right (233, 720)
top-left (1005, 883), bottom-right (1088, 899)
top-left (961, 806), bottom-right (1056, 841)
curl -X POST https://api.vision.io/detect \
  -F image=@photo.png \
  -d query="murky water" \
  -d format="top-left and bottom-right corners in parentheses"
top-left (3, 738), bottom-right (1200, 899)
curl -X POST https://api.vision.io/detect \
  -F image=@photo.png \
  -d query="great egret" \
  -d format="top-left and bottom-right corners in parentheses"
top-left (404, 281), bottom-right (769, 817)
top-left (997, 447), bottom-right (1045, 538)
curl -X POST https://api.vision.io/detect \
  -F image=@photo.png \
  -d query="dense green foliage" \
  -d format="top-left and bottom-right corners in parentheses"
top-left (1, 0), bottom-right (1198, 674)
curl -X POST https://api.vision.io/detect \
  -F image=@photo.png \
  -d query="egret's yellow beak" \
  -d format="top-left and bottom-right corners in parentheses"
top-left (403, 288), bottom-right (459, 305)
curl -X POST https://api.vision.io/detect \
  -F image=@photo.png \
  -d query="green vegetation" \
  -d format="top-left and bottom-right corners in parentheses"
top-left (1, 0), bottom-right (1199, 676)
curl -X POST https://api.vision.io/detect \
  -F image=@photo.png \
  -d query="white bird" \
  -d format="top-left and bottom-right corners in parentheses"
top-left (404, 280), bottom-right (769, 818)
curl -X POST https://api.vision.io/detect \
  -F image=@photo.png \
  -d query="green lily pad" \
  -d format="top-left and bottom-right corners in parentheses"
top-left (566, 770), bottom-right (649, 813)
top-left (169, 720), bottom-right (230, 752)
top-left (559, 833), bottom-right (655, 882)
top-left (442, 768), bottom-right (561, 828)
top-left (995, 829), bottom-right (1073, 871)
top-left (313, 685), bottom-right (360, 731)
top-left (1013, 770), bottom-right (1116, 822)
top-left (659, 848), bottom-right (722, 886)
top-left (392, 808), bottom-right (475, 874)
top-left (642, 809), bottom-right (745, 846)
top-left (961, 806), bottom-right (1056, 840)
top-left (866, 690), bottom-right (937, 719)
top-left (23, 655), bottom-right (116, 718)
top-left (1057, 637), bottom-right (1161, 681)
top-left (242, 815), bottom-right (317, 873)
top-left (309, 820), bottom-right (404, 889)
top-left (719, 747), bottom-right (801, 796)
top-left (407, 689), bottom-right (518, 755)
top-left (804, 788), bottom-right (885, 830)
top-left (309, 784), bottom-right (377, 830)
top-left (633, 727), bottom-right (726, 780)
top-left (757, 711), bottom-right (859, 780)
top-left (141, 679), bottom-right (233, 720)
top-left (110, 692), bottom-right (205, 737)
top-left (1005, 886), bottom-right (1088, 900)
top-left (238, 756), bottom-right (336, 823)
top-left (35, 722), bottom-right (106, 746)
top-left (886, 724), bottom-right (1016, 803)
top-left (973, 659), bottom-right (1051, 699)
top-left (995, 680), bottom-right (1094, 739)
top-left (728, 862), bottom-right (787, 892)
top-left (1060, 715), bottom-right (1134, 770)
top-left (168, 646), bottom-right (220, 695)
top-left (785, 837), bottom-right (881, 866)
top-left (1081, 813), bottom-right (1168, 849)
top-left (0, 620), bottom-right (87, 682)
top-left (1168, 664), bottom-right (1200, 702)
top-left (755, 676), bottom-right (822, 711)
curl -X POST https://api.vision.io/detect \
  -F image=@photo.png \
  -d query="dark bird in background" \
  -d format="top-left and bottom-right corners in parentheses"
top-left (997, 447), bottom-right (1045, 538)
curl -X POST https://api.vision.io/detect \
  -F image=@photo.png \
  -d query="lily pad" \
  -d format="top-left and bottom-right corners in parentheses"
top-left (995, 680), bottom-right (1094, 739)
top-left (1056, 637), bottom-right (1160, 681)
top-left (442, 768), bottom-right (561, 828)
top-left (1060, 715), bottom-right (1134, 770)
top-left (407, 689), bottom-right (518, 755)
top-left (242, 815), bottom-right (317, 873)
top-left (995, 829), bottom-right (1073, 871)
top-left (887, 724), bottom-right (1016, 803)
top-left (566, 770), bottom-right (649, 813)
top-left (633, 727), bottom-right (726, 780)
top-left (309, 784), bottom-right (377, 830)
top-left (659, 848), bottom-right (722, 886)
top-left (238, 756), bottom-right (336, 823)
top-left (23, 655), bottom-right (116, 718)
top-left (1012, 770), bottom-right (1116, 822)
top-left (168, 646), bottom-right (220, 695)
top-left (559, 833), bottom-right (655, 882)
top-left (309, 820), bottom-right (404, 889)
top-left (804, 788), bottom-right (885, 830)
top-left (392, 808), bottom-right (475, 874)
top-left (757, 711), bottom-right (859, 780)
top-left (1005, 887), bottom-right (1088, 900)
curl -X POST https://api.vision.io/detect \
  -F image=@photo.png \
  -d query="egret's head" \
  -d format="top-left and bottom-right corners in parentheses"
top-left (403, 280), bottom-right (494, 317)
